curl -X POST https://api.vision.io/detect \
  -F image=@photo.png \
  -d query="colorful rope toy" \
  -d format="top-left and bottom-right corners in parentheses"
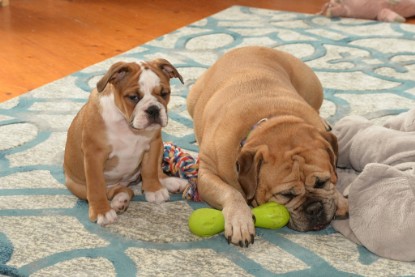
top-left (162, 142), bottom-right (201, 201)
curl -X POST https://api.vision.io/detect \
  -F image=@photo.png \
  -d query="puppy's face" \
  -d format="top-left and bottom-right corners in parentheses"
top-left (97, 59), bottom-right (183, 131)
top-left (237, 119), bottom-right (348, 232)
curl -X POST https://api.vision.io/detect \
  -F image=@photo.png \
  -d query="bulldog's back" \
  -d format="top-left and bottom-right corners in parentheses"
top-left (187, 46), bottom-right (324, 144)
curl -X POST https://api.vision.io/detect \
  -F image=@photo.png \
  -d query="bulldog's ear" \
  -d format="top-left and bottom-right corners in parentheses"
top-left (320, 116), bottom-right (332, 131)
top-left (321, 131), bottom-right (347, 216)
top-left (152, 58), bottom-right (184, 84)
top-left (320, 131), bottom-right (338, 164)
top-left (97, 62), bottom-right (131, 92)
top-left (237, 146), bottom-right (266, 201)
top-left (321, 131), bottom-right (338, 182)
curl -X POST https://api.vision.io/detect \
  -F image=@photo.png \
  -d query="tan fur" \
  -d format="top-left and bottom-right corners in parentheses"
top-left (187, 46), bottom-right (348, 246)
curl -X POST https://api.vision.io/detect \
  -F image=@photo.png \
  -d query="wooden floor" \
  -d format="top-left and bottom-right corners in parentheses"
top-left (0, 0), bottom-right (414, 102)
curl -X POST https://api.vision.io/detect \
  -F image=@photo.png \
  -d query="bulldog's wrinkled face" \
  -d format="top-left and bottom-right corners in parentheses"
top-left (237, 118), bottom-right (348, 232)
top-left (96, 59), bottom-right (183, 131)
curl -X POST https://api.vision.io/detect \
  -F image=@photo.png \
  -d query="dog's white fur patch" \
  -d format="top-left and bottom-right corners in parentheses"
top-left (100, 94), bottom-right (154, 186)
top-left (144, 187), bottom-right (170, 203)
top-left (96, 209), bottom-right (117, 226)
top-left (139, 65), bottom-right (160, 95)
top-left (161, 177), bottom-right (188, 193)
top-left (111, 192), bottom-right (131, 214)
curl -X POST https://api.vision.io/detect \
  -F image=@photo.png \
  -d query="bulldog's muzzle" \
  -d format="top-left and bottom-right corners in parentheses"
top-left (288, 197), bottom-right (336, 232)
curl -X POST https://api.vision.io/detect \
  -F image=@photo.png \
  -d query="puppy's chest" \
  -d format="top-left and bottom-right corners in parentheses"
top-left (104, 118), bottom-right (152, 183)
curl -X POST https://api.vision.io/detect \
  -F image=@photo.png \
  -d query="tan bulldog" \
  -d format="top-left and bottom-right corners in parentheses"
top-left (64, 59), bottom-right (188, 226)
top-left (187, 46), bottom-right (348, 247)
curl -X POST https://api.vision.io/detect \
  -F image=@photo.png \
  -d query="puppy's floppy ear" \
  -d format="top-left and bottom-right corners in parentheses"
top-left (237, 145), bottom-right (267, 201)
top-left (97, 62), bottom-right (131, 92)
top-left (151, 58), bottom-right (184, 84)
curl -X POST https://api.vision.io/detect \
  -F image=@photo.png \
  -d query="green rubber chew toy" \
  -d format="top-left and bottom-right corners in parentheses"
top-left (188, 202), bottom-right (290, 237)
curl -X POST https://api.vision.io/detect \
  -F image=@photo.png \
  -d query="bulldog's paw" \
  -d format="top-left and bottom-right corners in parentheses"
top-left (144, 187), bottom-right (170, 203)
top-left (110, 192), bottom-right (131, 214)
top-left (222, 203), bottom-right (255, 247)
top-left (161, 177), bottom-right (188, 193)
top-left (96, 209), bottom-right (118, 226)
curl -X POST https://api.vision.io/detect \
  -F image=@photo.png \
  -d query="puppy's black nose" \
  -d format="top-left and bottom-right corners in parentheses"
top-left (305, 201), bottom-right (323, 217)
top-left (146, 105), bottom-right (160, 120)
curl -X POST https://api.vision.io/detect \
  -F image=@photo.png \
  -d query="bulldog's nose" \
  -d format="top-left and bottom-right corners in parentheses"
top-left (146, 105), bottom-right (160, 120)
top-left (305, 201), bottom-right (323, 217)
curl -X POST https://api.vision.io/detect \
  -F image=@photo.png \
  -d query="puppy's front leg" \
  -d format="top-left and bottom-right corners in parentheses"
top-left (84, 149), bottom-right (117, 226)
top-left (141, 133), bottom-right (170, 203)
top-left (198, 164), bottom-right (255, 247)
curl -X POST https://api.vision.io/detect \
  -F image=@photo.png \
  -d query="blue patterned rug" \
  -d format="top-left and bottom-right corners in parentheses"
top-left (1, 6), bottom-right (415, 276)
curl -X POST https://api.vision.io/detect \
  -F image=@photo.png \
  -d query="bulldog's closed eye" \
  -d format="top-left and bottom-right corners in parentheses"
top-left (279, 192), bottom-right (296, 200)
top-left (314, 178), bottom-right (328, 189)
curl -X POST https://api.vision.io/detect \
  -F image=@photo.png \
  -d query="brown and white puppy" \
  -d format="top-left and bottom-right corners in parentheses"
top-left (64, 59), bottom-right (188, 226)
top-left (187, 46), bottom-right (348, 247)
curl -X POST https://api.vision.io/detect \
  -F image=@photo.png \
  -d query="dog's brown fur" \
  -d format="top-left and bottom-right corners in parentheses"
top-left (64, 59), bottom-right (185, 225)
top-left (187, 46), bottom-right (348, 246)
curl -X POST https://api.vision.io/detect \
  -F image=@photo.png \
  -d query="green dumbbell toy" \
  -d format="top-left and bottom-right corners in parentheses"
top-left (188, 202), bottom-right (290, 237)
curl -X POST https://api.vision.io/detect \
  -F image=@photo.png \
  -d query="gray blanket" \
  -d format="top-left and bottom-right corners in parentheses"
top-left (331, 111), bottom-right (415, 262)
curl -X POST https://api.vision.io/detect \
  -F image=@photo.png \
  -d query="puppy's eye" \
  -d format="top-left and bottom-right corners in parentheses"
top-left (128, 95), bottom-right (140, 103)
top-left (160, 90), bottom-right (169, 99)
top-left (314, 179), bottom-right (327, 189)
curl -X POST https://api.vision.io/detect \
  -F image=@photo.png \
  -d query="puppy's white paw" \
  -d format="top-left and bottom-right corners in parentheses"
top-left (110, 192), bottom-right (131, 214)
top-left (161, 177), bottom-right (188, 193)
top-left (144, 187), bottom-right (170, 203)
top-left (96, 209), bottom-right (117, 226)
top-left (222, 203), bottom-right (255, 247)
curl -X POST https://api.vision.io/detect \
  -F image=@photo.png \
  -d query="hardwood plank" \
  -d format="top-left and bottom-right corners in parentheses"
top-left (0, 0), bottom-right (413, 102)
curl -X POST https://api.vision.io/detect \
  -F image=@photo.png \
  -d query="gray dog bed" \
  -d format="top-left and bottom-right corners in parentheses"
top-left (331, 110), bottom-right (415, 262)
